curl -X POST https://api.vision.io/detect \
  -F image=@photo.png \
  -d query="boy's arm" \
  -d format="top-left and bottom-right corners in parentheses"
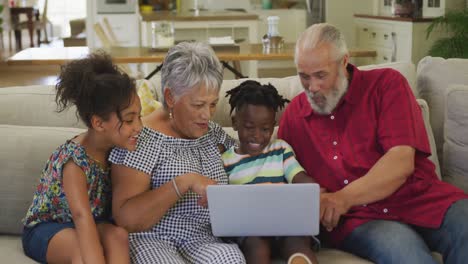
top-left (292, 171), bottom-right (327, 193)
top-left (62, 161), bottom-right (106, 264)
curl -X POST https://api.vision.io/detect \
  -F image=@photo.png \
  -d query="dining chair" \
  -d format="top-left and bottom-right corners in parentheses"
top-left (1, 0), bottom-right (14, 51)
top-left (0, 3), bottom-right (3, 49)
top-left (11, 0), bottom-right (52, 48)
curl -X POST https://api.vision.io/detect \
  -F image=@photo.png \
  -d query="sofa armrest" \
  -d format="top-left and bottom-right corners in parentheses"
top-left (443, 85), bottom-right (468, 192)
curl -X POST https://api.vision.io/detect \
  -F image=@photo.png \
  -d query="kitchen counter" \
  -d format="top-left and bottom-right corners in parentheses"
top-left (140, 10), bottom-right (259, 22)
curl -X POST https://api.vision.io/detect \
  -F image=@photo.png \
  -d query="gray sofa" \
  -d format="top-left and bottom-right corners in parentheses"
top-left (1, 57), bottom-right (467, 263)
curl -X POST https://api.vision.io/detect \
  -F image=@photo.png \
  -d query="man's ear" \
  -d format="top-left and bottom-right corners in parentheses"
top-left (342, 54), bottom-right (349, 67)
top-left (90, 115), bottom-right (105, 132)
top-left (164, 88), bottom-right (175, 108)
top-left (231, 115), bottom-right (238, 131)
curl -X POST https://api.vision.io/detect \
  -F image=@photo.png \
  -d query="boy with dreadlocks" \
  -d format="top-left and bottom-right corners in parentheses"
top-left (223, 80), bottom-right (319, 264)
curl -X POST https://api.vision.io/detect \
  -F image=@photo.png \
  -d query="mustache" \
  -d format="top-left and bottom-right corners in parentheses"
top-left (305, 73), bottom-right (349, 115)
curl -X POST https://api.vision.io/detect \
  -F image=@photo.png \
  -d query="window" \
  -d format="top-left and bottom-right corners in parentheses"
top-left (47, 0), bottom-right (86, 37)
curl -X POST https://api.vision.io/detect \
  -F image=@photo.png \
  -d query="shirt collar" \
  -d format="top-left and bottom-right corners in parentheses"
top-left (343, 63), bottom-right (361, 105)
top-left (298, 92), bottom-right (313, 117)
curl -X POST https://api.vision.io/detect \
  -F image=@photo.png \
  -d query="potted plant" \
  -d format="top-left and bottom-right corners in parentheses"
top-left (0, 4), bottom-right (4, 36)
top-left (392, 0), bottom-right (414, 17)
top-left (426, 9), bottom-right (468, 58)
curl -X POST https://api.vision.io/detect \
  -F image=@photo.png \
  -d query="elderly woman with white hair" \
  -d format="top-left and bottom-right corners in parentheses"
top-left (109, 42), bottom-right (245, 264)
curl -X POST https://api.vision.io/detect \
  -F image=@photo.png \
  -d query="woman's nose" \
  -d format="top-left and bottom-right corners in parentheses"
top-left (201, 106), bottom-right (211, 120)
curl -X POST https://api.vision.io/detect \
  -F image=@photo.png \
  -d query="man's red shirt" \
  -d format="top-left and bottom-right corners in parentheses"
top-left (278, 64), bottom-right (468, 246)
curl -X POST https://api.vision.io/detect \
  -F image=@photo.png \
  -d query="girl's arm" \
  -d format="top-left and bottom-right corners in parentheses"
top-left (111, 164), bottom-right (216, 233)
top-left (62, 161), bottom-right (105, 264)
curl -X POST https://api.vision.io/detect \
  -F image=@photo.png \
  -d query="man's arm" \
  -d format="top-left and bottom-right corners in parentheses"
top-left (320, 145), bottom-right (415, 231)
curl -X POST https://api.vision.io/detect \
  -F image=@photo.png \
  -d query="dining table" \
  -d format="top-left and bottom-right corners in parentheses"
top-left (7, 43), bottom-right (377, 78)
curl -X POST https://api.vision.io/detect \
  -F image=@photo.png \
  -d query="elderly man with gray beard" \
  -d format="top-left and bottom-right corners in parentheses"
top-left (278, 23), bottom-right (468, 264)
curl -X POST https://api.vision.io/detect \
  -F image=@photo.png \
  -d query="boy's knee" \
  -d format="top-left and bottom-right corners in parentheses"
top-left (243, 237), bottom-right (269, 249)
top-left (242, 237), bottom-right (270, 258)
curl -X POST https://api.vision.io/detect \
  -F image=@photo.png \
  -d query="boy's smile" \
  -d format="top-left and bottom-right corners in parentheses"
top-left (233, 104), bottom-right (276, 157)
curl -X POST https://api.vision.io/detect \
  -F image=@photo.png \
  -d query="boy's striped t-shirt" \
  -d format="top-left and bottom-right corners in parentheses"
top-left (222, 139), bottom-right (305, 185)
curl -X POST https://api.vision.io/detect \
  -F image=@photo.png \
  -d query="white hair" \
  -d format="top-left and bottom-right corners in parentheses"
top-left (161, 42), bottom-right (223, 107)
top-left (295, 23), bottom-right (348, 65)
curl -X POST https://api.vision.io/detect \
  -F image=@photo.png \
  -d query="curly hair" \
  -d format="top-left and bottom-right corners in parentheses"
top-left (225, 80), bottom-right (290, 115)
top-left (55, 52), bottom-right (136, 128)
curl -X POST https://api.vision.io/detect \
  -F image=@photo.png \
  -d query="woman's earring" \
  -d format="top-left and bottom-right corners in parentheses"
top-left (169, 110), bottom-right (173, 119)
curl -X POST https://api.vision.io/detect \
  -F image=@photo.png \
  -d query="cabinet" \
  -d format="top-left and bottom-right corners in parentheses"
top-left (95, 14), bottom-right (140, 47)
top-left (354, 16), bottom-right (446, 65)
top-left (86, 0), bottom-right (140, 48)
top-left (376, 0), bottom-right (465, 17)
top-left (422, 0), bottom-right (465, 17)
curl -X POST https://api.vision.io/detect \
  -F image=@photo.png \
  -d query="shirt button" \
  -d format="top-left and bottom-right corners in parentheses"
top-left (383, 208), bottom-right (388, 213)
top-left (344, 179), bottom-right (349, 184)
top-left (333, 141), bottom-right (338, 146)
top-left (333, 155), bottom-right (338, 160)
top-left (363, 204), bottom-right (367, 207)
top-left (330, 115), bottom-right (335, 120)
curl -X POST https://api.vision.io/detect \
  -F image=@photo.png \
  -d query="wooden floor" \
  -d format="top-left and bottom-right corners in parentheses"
top-left (0, 36), bottom-right (61, 88)
top-left (0, 63), bottom-right (60, 88)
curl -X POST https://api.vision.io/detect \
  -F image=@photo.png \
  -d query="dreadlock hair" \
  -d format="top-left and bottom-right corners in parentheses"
top-left (226, 80), bottom-right (290, 115)
top-left (55, 52), bottom-right (136, 128)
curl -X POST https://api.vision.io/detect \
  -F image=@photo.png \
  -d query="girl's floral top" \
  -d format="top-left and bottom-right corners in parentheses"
top-left (22, 140), bottom-right (111, 228)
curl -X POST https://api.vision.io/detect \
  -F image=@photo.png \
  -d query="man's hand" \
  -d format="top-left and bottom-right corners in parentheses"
top-left (320, 191), bottom-right (351, 231)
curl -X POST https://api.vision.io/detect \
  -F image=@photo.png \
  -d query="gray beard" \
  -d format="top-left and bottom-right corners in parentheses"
top-left (305, 70), bottom-right (349, 115)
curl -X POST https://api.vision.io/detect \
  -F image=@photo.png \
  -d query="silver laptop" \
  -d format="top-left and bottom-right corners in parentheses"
top-left (207, 184), bottom-right (320, 237)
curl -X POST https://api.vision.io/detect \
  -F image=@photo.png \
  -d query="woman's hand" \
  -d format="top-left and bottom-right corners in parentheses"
top-left (181, 173), bottom-right (217, 207)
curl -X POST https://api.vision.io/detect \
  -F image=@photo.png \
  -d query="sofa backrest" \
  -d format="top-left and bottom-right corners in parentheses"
top-left (0, 85), bottom-right (86, 128)
top-left (442, 84), bottom-right (468, 192)
top-left (152, 61), bottom-right (418, 127)
top-left (417, 56), bottom-right (468, 172)
top-left (0, 125), bottom-right (85, 235)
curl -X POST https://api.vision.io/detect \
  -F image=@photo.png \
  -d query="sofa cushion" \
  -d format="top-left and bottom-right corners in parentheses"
top-left (0, 85), bottom-right (85, 128)
top-left (443, 85), bottom-right (468, 192)
top-left (0, 236), bottom-right (37, 263)
top-left (359, 61), bottom-right (417, 97)
top-left (0, 125), bottom-right (85, 235)
top-left (417, 56), bottom-right (468, 170)
top-left (136, 79), bottom-right (162, 116)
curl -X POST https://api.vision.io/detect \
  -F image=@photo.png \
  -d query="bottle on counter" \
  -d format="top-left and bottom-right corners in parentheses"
top-left (267, 16), bottom-right (280, 37)
top-left (151, 21), bottom-right (175, 49)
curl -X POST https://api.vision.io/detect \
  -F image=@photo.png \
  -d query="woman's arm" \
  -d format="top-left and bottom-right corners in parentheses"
top-left (111, 164), bottom-right (216, 233)
top-left (62, 161), bottom-right (105, 264)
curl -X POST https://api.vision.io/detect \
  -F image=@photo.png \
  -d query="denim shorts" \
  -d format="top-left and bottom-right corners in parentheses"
top-left (22, 221), bottom-right (76, 263)
top-left (22, 219), bottom-right (112, 263)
